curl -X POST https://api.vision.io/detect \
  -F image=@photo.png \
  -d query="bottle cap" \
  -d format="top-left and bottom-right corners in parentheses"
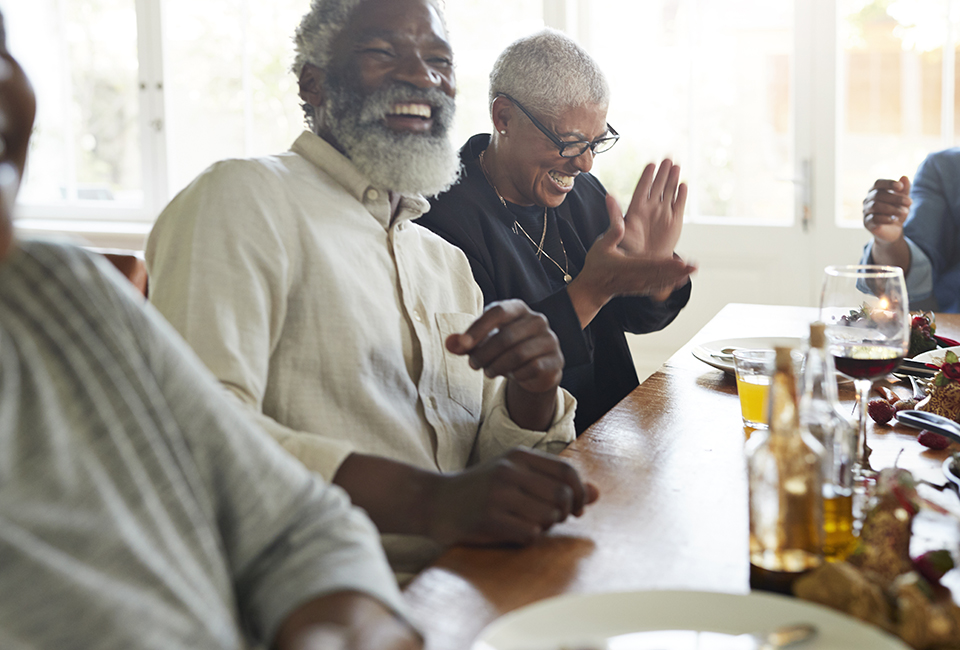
top-left (809, 321), bottom-right (825, 349)
top-left (774, 346), bottom-right (794, 371)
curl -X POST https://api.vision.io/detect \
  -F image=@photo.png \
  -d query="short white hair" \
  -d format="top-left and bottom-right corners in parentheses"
top-left (489, 29), bottom-right (609, 122)
top-left (292, 0), bottom-right (446, 79)
top-left (292, 0), bottom-right (364, 80)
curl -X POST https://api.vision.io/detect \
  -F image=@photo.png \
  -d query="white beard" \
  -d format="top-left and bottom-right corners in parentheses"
top-left (321, 78), bottom-right (461, 197)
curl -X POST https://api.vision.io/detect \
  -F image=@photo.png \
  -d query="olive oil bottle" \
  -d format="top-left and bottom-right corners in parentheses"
top-left (799, 322), bottom-right (857, 560)
top-left (747, 346), bottom-right (825, 592)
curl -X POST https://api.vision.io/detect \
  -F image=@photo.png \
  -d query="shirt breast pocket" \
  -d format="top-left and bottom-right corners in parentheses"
top-left (435, 312), bottom-right (483, 419)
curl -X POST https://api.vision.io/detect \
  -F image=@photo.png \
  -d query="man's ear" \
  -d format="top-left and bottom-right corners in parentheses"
top-left (298, 63), bottom-right (325, 107)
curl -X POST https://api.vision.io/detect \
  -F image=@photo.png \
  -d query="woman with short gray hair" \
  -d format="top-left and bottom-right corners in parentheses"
top-left (421, 29), bottom-right (695, 434)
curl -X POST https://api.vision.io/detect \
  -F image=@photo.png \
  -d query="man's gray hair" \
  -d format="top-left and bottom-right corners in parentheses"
top-left (292, 0), bottom-right (446, 131)
top-left (292, 0), bottom-right (445, 79)
top-left (489, 29), bottom-right (609, 122)
top-left (292, 0), bottom-right (362, 80)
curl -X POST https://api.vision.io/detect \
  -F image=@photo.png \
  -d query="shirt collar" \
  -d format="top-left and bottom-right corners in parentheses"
top-left (290, 130), bottom-right (430, 227)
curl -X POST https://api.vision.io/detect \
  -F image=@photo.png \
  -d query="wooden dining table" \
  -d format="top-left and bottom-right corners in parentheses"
top-left (401, 303), bottom-right (960, 650)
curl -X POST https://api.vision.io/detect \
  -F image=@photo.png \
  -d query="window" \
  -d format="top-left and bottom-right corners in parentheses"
top-left (9, 0), bottom-right (960, 235)
top-left (585, 0), bottom-right (794, 224)
top-left (839, 0), bottom-right (960, 225)
top-left (5, 0), bottom-right (306, 224)
top-left (6, 0), bottom-right (144, 220)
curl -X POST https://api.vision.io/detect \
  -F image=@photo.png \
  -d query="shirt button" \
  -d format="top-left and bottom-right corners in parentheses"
top-left (413, 310), bottom-right (423, 323)
top-left (429, 396), bottom-right (438, 410)
top-left (366, 188), bottom-right (379, 201)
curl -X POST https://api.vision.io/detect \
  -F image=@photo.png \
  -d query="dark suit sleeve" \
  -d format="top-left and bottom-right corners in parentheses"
top-left (905, 152), bottom-right (960, 278)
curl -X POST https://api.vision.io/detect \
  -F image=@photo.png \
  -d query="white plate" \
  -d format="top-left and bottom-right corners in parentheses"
top-left (692, 337), bottom-right (805, 374)
top-left (912, 345), bottom-right (960, 366)
top-left (471, 590), bottom-right (908, 650)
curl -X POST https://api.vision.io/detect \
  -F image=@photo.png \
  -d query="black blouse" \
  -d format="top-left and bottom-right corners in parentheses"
top-left (420, 134), bottom-right (691, 433)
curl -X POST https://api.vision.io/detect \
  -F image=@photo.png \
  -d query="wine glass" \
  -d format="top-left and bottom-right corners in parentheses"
top-left (819, 265), bottom-right (909, 479)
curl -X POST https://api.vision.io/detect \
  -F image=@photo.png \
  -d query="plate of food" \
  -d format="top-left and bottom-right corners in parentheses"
top-left (691, 337), bottom-right (805, 375)
top-left (471, 590), bottom-right (908, 650)
top-left (911, 346), bottom-right (960, 367)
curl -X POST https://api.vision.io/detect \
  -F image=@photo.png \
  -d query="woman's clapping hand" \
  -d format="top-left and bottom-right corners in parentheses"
top-left (615, 159), bottom-right (686, 259)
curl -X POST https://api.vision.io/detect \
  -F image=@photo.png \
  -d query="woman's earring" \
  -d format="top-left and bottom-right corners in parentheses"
top-left (499, 130), bottom-right (507, 135)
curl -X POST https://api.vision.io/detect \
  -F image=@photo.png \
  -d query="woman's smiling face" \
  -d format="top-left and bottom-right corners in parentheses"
top-left (495, 98), bottom-right (608, 208)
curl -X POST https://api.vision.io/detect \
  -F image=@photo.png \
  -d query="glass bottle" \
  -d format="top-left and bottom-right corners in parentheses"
top-left (799, 321), bottom-right (857, 561)
top-left (747, 346), bottom-right (825, 593)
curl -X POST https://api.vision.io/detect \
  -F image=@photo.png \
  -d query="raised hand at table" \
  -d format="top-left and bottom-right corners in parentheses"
top-left (446, 299), bottom-right (563, 431)
top-left (426, 448), bottom-right (600, 546)
top-left (864, 176), bottom-right (911, 244)
top-left (567, 203), bottom-right (697, 329)
top-left (863, 176), bottom-right (913, 273)
top-left (617, 159), bottom-right (687, 258)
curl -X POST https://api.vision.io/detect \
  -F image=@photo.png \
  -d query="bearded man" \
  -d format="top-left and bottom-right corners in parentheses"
top-left (146, 0), bottom-right (597, 580)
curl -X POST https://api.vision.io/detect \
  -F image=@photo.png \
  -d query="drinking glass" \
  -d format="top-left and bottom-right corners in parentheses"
top-left (819, 265), bottom-right (909, 479)
top-left (733, 349), bottom-right (774, 431)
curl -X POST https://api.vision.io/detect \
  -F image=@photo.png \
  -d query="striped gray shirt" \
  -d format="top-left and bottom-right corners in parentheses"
top-left (0, 241), bottom-right (404, 649)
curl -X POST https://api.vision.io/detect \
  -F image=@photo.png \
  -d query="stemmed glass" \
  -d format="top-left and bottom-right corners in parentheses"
top-left (819, 265), bottom-right (909, 479)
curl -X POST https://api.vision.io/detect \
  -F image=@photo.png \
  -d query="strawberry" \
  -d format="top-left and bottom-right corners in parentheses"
top-left (913, 549), bottom-right (955, 585)
top-left (917, 430), bottom-right (951, 450)
top-left (867, 398), bottom-right (896, 424)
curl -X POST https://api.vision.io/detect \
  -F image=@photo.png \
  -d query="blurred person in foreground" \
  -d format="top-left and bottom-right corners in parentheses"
top-left (420, 30), bottom-right (695, 434)
top-left (146, 0), bottom-right (597, 581)
top-left (0, 12), bottom-right (419, 650)
top-left (861, 148), bottom-right (960, 312)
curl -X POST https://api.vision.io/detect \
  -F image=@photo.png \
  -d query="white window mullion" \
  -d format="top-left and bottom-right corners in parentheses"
top-left (135, 0), bottom-right (168, 218)
top-left (809, 0), bottom-right (841, 301)
top-left (543, 0), bottom-right (577, 37)
top-left (943, 0), bottom-right (957, 147)
top-left (54, 0), bottom-right (78, 202)
top-left (794, 0), bottom-right (815, 235)
top-left (687, 0), bottom-right (702, 221)
top-left (240, 0), bottom-right (255, 156)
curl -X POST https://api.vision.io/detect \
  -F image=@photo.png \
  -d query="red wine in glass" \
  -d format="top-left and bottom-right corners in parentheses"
top-left (820, 265), bottom-right (909, 481)
top-left (833, 353), bottom-right (903, 381)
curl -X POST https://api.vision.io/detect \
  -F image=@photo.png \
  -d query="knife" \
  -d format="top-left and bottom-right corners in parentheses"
top-left (895, 359), bottom-right (938, 378)
top-left (897, 410), bottom-right (960, 444)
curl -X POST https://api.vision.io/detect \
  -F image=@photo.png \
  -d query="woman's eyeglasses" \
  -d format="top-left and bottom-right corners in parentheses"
top-left (498, 93), bottom-right (619, 158)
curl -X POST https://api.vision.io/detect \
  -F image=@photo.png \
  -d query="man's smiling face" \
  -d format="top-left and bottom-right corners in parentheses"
top-left (331, 0), bottom-right (455, 134)
top-left (300, 0), bottom-right (461, 197)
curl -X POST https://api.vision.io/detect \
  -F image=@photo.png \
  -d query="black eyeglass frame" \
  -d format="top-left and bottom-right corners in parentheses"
top-left (497, 92), bottom-right (619, 158)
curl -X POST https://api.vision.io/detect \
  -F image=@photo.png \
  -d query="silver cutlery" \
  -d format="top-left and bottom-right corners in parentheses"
top-left (897, 410), bottom-right (960, 445)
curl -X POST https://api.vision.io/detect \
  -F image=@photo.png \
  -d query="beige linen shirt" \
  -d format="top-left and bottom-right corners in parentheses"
top-left (146, 132), bottom-right (576, 572)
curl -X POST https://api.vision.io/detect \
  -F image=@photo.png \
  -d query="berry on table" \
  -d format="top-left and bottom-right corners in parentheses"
top-left (867, 398), bottom-right (896, 425)
top-left (917, 430), bottom-right (951, 450)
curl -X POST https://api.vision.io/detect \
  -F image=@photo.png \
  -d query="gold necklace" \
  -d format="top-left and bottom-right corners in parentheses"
top-left (513, 219), bottom-right (572, 283)
top-left (478, 150), bottom-right (572, 283)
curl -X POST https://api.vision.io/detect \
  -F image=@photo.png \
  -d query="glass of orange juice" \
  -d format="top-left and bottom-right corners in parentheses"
top-left (732, 349), bottom-right (775, 430)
